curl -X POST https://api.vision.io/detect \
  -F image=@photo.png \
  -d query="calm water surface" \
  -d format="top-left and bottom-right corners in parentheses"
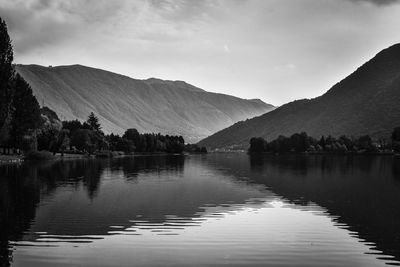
top-left (1, 154), bottom-right (400, 266)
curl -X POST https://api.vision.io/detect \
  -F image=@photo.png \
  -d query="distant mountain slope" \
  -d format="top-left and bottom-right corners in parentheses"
top-left (16, 64), bottom-right (274, 143)
top-left (199, 44), bottom-right (400, 149)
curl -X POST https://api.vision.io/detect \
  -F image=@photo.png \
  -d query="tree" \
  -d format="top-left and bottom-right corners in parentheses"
top-left (123, 128), bottom-right (140, 145)
top-left (9, 74), bottom-right (41, 150)
top-left (392, 127), bottom-right (400, 142)
top-left (357, 135), bottom-right (373, 151)
top-left (249, 137), bottom-right (266, 153)
top-left (290, 132), bottom-right (309, 152)
top-left (62, 119), bottom-right (83, 139)
top-left (71, 129), bottom-right (93, 153)
top-left (200, 147), bottom-right (208, 153)
top-left (392, 127), bottom-right (400, 152)
top-left (318, 136), bottom-right (326, 150)
top-left (37, 107), bottom-right (62, 151)
top-left (116, 138), bottom-right (135, 153)
top-left (53, 129), bottom-right (70, 156)
top-left (0, 17), bottom-right (15, 144)
top-left (37, 124), bottom-right (60, 151)
top-left (339, 135), bottom-right (353, 152)
top-left (86, 112), bottom-right (101, 133)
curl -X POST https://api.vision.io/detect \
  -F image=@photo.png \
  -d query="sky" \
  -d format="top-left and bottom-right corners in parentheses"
top-left (1, 0), bottom-right (400, 106)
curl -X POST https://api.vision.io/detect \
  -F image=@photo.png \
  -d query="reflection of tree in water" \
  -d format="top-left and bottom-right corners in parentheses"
top-left (247, 154), bottom-right (400, 263)
top-left (117, 155), bottom-right (185, 182)
top-left (0, 157), bottom-right (186, 266)
top-left (0, 164), bottom-right (41, 267)
top-left (0, 159), bottom-right (107, 266)
top-left (81, 160), bottom-right (106, 199)
top-left (393, 156), bottom-right (400, 179)
top-left (249, 154), bottom-right (377, 179)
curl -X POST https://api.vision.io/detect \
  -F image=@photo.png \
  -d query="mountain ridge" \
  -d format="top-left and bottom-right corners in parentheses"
top-left (16, 64), bottom-right (274, 143)
top-left (198, 43), bottom-right (400, 149)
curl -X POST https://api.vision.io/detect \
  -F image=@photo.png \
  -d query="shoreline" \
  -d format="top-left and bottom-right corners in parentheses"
top-left (0, 155), bottom-right (23, 164)
top-left (1, 151), bottom-right (397, 165)
top-left (0, 151), bottom-right (192, 165)
top-left (247, 151), bottom-right (397, 156)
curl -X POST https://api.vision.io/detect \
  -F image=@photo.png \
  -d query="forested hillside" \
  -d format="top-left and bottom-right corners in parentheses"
top-left (199, 44), bottom-right (400, 149)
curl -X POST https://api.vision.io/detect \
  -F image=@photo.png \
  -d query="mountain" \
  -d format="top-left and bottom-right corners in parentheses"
top-left (16, 64), bottom-right (274, 143)
top-left (198, 44), bottom-right (400, 149)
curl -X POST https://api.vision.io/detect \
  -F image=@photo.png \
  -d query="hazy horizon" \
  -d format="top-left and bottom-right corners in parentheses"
top-left (1, 0), bottom-right (400, 105)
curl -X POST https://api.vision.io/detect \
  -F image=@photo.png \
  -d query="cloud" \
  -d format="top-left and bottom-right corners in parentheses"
top-left (1, 0), bottom-right (400, 105)
top-left (273, 64), bottom-right (296, 72)
top-left (0, 0), bottom-right (227, 55)
top-left (223, 45), bottom-right (231, 54)
top-left (346, 0), bottom-right (400, 5)
top-left (0, 0), bottom-right (127, 54)
top-left (148, 0), bottom-right (218, 23)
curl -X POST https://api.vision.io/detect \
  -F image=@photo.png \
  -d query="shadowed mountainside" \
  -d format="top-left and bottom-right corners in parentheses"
top-left (16, 64), bottom-right (274, 143)
top-left (199, 44), bottom-right (400, 149)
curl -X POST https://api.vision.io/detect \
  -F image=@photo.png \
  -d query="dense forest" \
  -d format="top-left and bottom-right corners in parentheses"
top-left (249, 129), bottom-right (400, 154)
top-left (0, 17), bottom-right (206, 158)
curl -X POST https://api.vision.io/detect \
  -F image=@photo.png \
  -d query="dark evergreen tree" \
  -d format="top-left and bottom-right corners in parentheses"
top-left (9, 74), bottom-right (41, 150)
top-left (86, 112), bottom-right (102, 133)
top-left (0, 17), bottom-right (15, 144)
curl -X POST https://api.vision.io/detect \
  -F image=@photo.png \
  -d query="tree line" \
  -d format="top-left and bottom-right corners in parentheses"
top-left (249, 129), bottom-right (400, 154)
top-left (36, 111), bottom-right (190, 155)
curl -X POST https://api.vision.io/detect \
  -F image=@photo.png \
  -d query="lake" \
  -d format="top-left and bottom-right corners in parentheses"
top-left (1, 154), bottom-right (400, 266)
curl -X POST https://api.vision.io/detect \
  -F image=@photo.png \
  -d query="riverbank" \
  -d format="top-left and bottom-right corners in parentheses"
top-left (0, 151), bottom-right (189, 164)
top-left (0, 154), bottom-right (23, 164)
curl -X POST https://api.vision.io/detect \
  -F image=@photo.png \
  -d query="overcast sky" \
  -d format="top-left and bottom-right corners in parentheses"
top-left (1, 0), bottom-right (400, 105)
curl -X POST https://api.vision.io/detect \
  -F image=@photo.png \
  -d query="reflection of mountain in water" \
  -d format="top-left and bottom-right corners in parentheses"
top-left (2, 154), bottom-right (400, 266)
top-left (0, 159), bottom-right (109, 266)
top-left (0, 155), bottom-right (270, 266)
top-left (239, 155), bottom-right (400, 263)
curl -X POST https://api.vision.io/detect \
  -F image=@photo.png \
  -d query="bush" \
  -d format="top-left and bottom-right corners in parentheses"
top-left (24, 150), bottom-right (55, 160)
